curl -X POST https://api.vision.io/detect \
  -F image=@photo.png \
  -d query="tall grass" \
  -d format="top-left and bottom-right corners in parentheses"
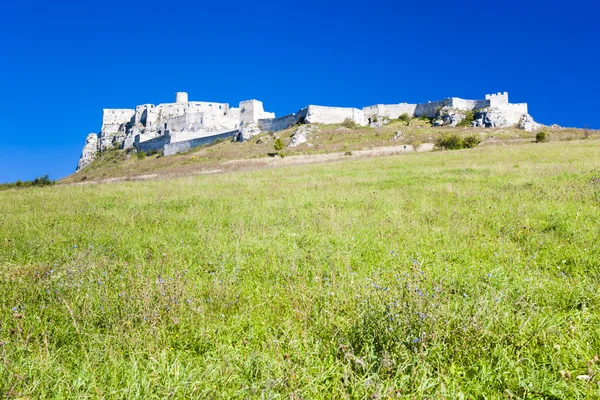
top-left (1, 140), bottom-right (600, 398)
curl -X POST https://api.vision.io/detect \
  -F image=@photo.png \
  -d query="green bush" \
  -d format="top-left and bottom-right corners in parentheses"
top-left (535, 131), bottom-right (547, 143)
top-left (136, 150), bottom-right (146, 159)
top-left (398, 113), bottom-right (410, 122)
top-left (435, 134), bottom-right (464, 150)
top-left (274, 138), bottom-right (284, 152)
top-left (341, 118), bottom-right (359, 130)
top-left (462, 134), bottom-right (481, 148)
top-left (456, 110), bottom-right (475, 127)
top-left (435, 133), bottom-right (481, 150)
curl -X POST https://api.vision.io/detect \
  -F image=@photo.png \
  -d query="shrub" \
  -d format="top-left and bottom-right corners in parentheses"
top-left (341, 118), bottom-right (358, 130)
top-left (435, 134), bottom-right (464, 150)
top-left (456, 110), bottom-right (475, 127)
top-left (462, 134), bottom-right (481, 148)
top-left (136, 151), bottom-right (146, 160)
top-left (535, 131), bottom-right (547, 143)
top-left (398, 113), bottom-right (410, 122)
top-left (274, 138), bottom-right (284, 152)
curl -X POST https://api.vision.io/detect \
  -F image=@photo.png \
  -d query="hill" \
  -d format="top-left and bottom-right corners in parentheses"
top-left (2, 139), bottom-right (600, 397)
top-left (64, 118), bottom-right (595, 184)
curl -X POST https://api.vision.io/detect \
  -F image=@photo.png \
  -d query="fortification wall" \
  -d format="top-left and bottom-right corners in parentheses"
top-left (239, 100), bottom-right (275, 126)
top-left (486, 92), bottom-right (509, 107)
top-left (134, 134), bottom-right (171, 154)
top-left (257, 108), bottom-right (308, 132)
top-left (363, 103), bottom-right (418, 119)
top-left (305, 105), bottom-right (365, 125)
top-left (187, 102), bottom-right (228, 114)
top-left (163, 130), bottom-right (237, 156)
top-left (497, 103), bottom-right (528, 125)
top-left (102, 109), bottom-right (135, 126)
top-left (414, 100), bottom-right (450, 118)
top-left (449, 98), bottom-right (488, 111)
top-left (155, 103), bottom-right (187, 120)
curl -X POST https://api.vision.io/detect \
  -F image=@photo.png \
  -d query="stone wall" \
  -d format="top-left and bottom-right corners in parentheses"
top-left (486, 92), bottom-right (509, 107)
top-left (449, 98), bottom-right (488, 111)
top-left (134, 134), bottom-right (171, 154)
top-left (239, 100), bottom-right (275, 126)
top-left (257, 108), bottom-right (308, 132)
top-left (163, 130), bottom-right (237, 156)
top-left (414, 100), bottom-right (450, 118)
top-left (363, 103), bottom-right (418, 120)
top-left (305, 105), bottom-right (365, 125)
top-left (496, 103), bottom-right (528, 125)
top-left (102, 109), bottom-right (135, 127)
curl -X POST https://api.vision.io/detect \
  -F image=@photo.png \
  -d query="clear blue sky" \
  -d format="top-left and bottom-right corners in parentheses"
top-left (0, 0), bottom-right (598, 183)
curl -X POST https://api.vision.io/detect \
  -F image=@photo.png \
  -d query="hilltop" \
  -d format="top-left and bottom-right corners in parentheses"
top-left (75, 91), bottom-right (544, 174)
top-left (66, 114), bottom-right (595, 184)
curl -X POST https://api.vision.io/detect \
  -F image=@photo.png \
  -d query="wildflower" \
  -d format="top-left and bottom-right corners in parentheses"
top-left (487, 273), bottom-right (492, 278)
top-left (412, 338), bottom-right (421, 343)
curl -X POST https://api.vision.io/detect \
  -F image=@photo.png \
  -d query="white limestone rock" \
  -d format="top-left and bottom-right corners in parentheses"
top-left (432, 107), bottom-right (466, 127)
top-left (289, 125), bottom-right (318, 147)
top-left (236, 122), bottom-right (261, 142)
top-left (369, 116), bottom-right (390, 128)
top-left (518, 114), bottom-right (541, 132)
top-left (76, 133), bottom-right (99, 172)
top-left (472, 108), bottom-right (508, 128)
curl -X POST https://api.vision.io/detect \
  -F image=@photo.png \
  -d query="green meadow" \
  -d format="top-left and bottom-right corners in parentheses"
top-left (1, 140), bottom-right (600, 398)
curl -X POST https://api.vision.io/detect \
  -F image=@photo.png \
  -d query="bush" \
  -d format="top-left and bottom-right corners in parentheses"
top-left (456, 110), bottom-right (475, 127)
top-left (136, 151), bottom-right (146, 160)
top-left (341, 118), bottom-right (359, 130)
top-left (462, 134), bottom-right (481, 148)
top-left (535, 131), bottom-right (547, 143)
top-left (435, 134), bottom-right (464, 150)
top-left (398, 113), bottom-right (410, 122)
top-left (274, 138), bottom-right (284, 152)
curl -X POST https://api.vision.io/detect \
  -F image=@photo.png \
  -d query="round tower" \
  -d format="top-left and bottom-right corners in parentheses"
top-left (175, 92), bottom-right (188, 104)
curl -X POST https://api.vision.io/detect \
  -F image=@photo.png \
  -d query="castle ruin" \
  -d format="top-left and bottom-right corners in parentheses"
top-left (77, 91), bottom-right (535, 171)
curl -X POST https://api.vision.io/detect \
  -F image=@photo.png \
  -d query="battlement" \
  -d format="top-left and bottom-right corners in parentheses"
top-left (485, 92), bottom-right (509, 107)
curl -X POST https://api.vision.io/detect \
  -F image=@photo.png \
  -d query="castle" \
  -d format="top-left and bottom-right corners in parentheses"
top-left (77, 91), bottom-right (534, 171)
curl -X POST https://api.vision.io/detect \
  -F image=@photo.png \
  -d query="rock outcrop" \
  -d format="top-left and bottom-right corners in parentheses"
top-left (472, 108), bottom-right (508, 128)
top-left (235, 122), bottom-right (261, 142)
top-left (518, 114), bottom-right (541, 132)
top-left (289, 125), bottom-right (318, 147)
top-left (432, 107), bottom-right (467, 127)
top-left (369, 116), bottom-right (390, 128)
top-left (76, 133), bottom-right (99, 172)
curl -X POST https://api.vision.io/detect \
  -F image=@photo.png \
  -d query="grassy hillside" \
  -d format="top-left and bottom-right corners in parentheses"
top-left (63, 119), bottom-right (597, 184)
top-left (2, 140), bottom-right (600, 398)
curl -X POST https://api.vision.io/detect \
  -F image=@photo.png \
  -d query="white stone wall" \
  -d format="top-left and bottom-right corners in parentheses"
top-left (449, 98), bottom-right (488, 111)
top-left (102, 109), bottom-right (135, 127)
top-left (239, 100), bottom-right (275, 126)
top-left (415, 100), bottom-right (450, 118)
top-left (486, 92), bottom-right (509, 107)
top-left (363, 103), bottom-right (418, 119)
top-left (258, 108), bottom-right (308, 132)
top-left (305, 105), bottom-right (365, 125)
top-left (496, 103), bottom-right (528, 125)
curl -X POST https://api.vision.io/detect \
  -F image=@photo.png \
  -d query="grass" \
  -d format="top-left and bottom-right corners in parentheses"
top-left (1, 140), bottom-right (600, 398)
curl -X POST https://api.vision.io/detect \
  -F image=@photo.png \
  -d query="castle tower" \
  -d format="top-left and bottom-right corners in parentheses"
top-left (176, 92), bottom-right (188, 104)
